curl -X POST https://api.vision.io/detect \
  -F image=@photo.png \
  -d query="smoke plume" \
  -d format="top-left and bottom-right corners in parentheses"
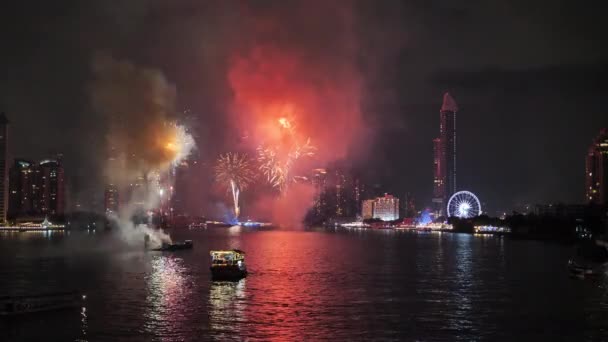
top-left (90, 54), bottom-right (195, 245)
top-left (227, 3), bottom-right (366, 225)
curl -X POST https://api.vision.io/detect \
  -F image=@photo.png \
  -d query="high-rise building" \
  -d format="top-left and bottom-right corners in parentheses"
top-left (362, 199), bottom-right (374, 219)
top-left (8, 159), bottom-right (36, 217)
top-left (38, 159), bottom-right (65, 216)
top-left (0, 112), bottom-right (8, 223)
top-left (312, 168), bottom-right (328, 217)
top-left (7, 157), bottom-right (65, 219)
top-left (104, 184), bottom-right (119, 214)
top-left (333, 169), bottom-right (348, 217)
top-left (361, 194), bottom-right (399, 221)
top-left (309, 166), bottom-right (362, 221)
top-left (586, 128), bottom-right (608, 205)
top-left (374, 194), bottom-right (399, 221)
top-left (432, 92), bottom-right (458, 215)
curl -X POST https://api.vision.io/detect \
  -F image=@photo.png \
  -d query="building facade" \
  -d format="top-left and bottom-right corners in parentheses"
top-left (7, 157), bottom-right (65, 219)
top-left (312, 168), bottom-right (328, 218)
top-left (586, 128), bottom-right (608, 205)
top-left (310, 166), bottom-right (362, 221)
top-left (104, 184), bottom-right (119, 214)
top-left (362, 199), bottom-right (374, 219)
top-left (361, 194), bottom-right (399, 221)
top-left (8, 160), bottom-right (36, 217)
top-left (0, 113), bottom-right (8, 223)
top-left (432, 93), bottom-right (458, 215)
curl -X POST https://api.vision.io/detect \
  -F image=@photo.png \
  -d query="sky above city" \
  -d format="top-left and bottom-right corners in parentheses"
top-left (1, 0), bottom-right (607, 215)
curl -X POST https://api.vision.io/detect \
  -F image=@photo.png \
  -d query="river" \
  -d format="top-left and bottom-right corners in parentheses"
top-left (1, 227), bottom-right (607, 341)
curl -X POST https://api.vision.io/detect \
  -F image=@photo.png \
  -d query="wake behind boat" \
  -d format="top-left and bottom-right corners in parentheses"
top-left (0, 291), bottom-right (85, 316)
top-left (150, 240), bottom-right (193, 251)
top-left (568, 240), bottom-right (608, 280)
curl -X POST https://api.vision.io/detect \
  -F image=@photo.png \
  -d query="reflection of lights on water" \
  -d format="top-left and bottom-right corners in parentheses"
top-left (81, 305), bottom-right (88, 338)
top-left (209, 280), bottom-right (247, 334)
top-left (145, 256), bottom-right (189, 333)
top-left (228, 225), bottom-right (243, 235)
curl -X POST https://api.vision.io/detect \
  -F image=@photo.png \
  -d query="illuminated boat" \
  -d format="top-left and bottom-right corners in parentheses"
top-left (0, 291), bottom-right (85, 316)
top-left (210, 249), bottom-right (247, 281)
top-left (151, 240), bottom-right (193, 251)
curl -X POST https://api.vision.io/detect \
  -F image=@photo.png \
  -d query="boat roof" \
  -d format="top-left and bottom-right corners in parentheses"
top-left (210, 249), bottom-right (245, 255)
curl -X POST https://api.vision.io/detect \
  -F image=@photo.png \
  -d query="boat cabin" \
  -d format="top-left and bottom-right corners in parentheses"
top-left (210, 249), bottom-right (245, 267)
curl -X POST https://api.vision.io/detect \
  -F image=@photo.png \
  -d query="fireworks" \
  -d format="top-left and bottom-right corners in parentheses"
top-left (215, 153), bottom-right (255, 218)
top-left (257, 117), bottom-right (315, 193)
top-left (163, 123), bottom-right (196, 167)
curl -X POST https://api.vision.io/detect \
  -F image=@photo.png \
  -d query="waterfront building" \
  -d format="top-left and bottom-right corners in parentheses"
top-left (7, 157), bottom-right (65, 219)
top-left (361, 194), bottom-right (400, 221)
top-left (8, 159), bottom-right (36, 217)
top-left (312, 168), bottom-right (328, 217)
top-left (104, 184), bottom-right (119, 214)
top-left (333, 169), bottom-right (348, 217)
top-left (432, 93), bottom-right (458, 215)
top-left (310, 166), bottom-right (362, 221)
top-left (0, 112), bottom-right (8, 223)
top-left (38, 159), bottom-right (65, 216)
top-left (586, 128), bottom-right (608, 205)
top-left (374, 194), bottom-right (399, 221)
top-left (362, 199), bottom-right (374, 219)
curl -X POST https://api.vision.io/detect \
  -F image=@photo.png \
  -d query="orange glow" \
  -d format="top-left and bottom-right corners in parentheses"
top-left (228, 45), bottom-right (364, 163)
top-left (228, 44), bottom-right (365, 223)
top-left (278, 117), bottom-right (291, 129)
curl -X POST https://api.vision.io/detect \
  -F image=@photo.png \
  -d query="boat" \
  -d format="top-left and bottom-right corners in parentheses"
top-left (568, 240), bottom-right (608, 279)
top-left (210, 249), bottom-right (247, 281)
top-left (0, 291), bottom-right (85, 316)
top-left (150, 240), bottom-right (193, 251)
top-left (568, 259), bottom-right (598, 279)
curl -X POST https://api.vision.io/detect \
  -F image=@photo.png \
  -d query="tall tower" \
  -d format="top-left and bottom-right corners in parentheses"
top-left (432, 93), bottom-right (458, 215)
top-left (0, 112), bottom-right (8, 223)
top-left (586, 128), bottom-right (608, 205)
top-left (38, 159), bottom-right (65, 216)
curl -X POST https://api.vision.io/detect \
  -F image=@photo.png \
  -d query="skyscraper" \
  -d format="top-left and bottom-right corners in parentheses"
top-left (432, 92), bottom-right (458, 215)
top-left (312, 168), bottom-right (327, 218)
top-left (8, 159), bottom-right (36, 217)
top-left (0, 112), bottom-right (8, 223)
top-left (7, 157), bottom-right (65, 219)
top-left (586, 128), bottom-right (608, 205)
top-left (104, 184), bottom-right (119, 214)
top-left (38, 159), bottom-right (65, 216)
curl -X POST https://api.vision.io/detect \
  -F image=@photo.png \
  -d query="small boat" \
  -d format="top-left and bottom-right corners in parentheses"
top-left (151, 240), bottom-right (193, 251)
top-left (568, 259), bottom-right (599, 279)
top-left (568, 240), bottom-right (608, 279)
top-left (0, 291), bottom-right (85, 316)
top-left (210, 249), bottom-right (247, 281)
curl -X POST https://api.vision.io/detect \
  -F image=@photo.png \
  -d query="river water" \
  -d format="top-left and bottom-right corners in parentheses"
top-left (1, 227), bottom-right (607, 341)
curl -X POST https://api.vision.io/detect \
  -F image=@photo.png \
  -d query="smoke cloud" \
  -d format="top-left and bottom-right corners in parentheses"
top-left (226, 3), bottom-right (366, 225)
top-left (90, 54), bottom-right (194, 245)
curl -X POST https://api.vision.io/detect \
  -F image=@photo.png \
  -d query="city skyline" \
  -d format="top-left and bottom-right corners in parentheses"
top-left (0, 2), bottom-right (607, 216)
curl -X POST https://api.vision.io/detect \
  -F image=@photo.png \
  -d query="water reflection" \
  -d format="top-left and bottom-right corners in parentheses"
top-left (450, 234), bottom-right (473, 334)
top-left (144, 255), bottom-right (191, 338)
top-left (208, 280), bottom-right (247, 338)
top-left (79, 305), bottom-right (88, 341)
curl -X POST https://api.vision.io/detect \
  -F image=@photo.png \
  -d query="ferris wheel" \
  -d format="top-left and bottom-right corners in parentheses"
top-left (447, 191), bottom-right (482, 218)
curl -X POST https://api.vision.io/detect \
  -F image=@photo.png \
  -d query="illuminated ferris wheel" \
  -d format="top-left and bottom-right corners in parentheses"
top-left (447, 191), bottom-right (481, 218)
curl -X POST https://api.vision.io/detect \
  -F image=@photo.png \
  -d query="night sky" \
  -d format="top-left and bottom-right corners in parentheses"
top-left (1, 1), bottom-right (607, 215)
